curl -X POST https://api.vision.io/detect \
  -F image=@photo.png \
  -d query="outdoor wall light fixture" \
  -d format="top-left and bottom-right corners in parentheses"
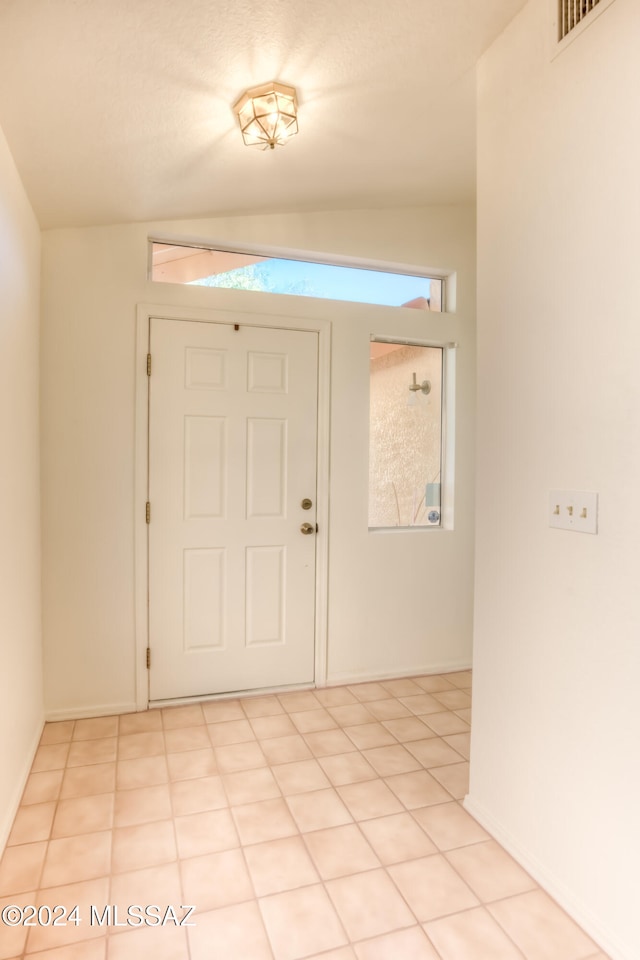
top-left (233, 81), bottom-right (298, 150)
top-left (409, 372), bottom-right (431, 396)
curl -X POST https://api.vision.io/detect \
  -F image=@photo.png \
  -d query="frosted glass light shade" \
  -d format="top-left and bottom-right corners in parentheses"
top-left (233, 82), bottom-right (298, 150)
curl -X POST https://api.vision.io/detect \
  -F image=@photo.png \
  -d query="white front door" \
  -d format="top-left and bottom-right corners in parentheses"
top-left (148, 316), bottom-right (318, 700)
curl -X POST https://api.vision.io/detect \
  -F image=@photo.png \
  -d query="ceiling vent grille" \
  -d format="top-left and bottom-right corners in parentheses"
top-left (558, 0), bottom-right (601, 40)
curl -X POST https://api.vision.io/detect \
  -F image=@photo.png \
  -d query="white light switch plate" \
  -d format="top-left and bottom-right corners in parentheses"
top-left (549, 490), bottom-right (598, 534)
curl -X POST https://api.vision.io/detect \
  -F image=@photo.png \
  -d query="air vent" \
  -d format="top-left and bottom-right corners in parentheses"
top-left (558, 0), bottom-right (601, 40)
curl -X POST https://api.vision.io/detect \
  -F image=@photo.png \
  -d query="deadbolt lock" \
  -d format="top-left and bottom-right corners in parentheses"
top-left (301, 498), bottom-right (313, 510)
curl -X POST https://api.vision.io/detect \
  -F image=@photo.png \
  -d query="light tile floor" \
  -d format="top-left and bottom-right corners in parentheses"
top-left (0, 671), bottom-right (610, 960)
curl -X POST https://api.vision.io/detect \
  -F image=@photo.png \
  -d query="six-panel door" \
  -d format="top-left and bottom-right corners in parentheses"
top-left (148, 317), bottom-right (318, 700)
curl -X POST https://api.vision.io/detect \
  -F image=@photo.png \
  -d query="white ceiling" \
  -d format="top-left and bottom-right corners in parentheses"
top-left (0, 0), bottom-right (526, 230)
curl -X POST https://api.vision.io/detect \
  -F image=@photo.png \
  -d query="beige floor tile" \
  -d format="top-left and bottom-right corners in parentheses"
top-left (202, 699), bottom-right (246, 722)
top-left (406, 738), bottom-right (466, 768)
top-left (113, 783), bottom-right (172, 827)
top-left (381, 678), bottom-right (425, 698)
top-left (365, 699), bottom-right (413, 721)
top-left (347, 683), bottom-right (393, 702)
top-left (337, 780), bottom-right (404, 821)
top-left (432, 690), bottom-right (472, 711)
top-left (304, 730), bottom-right (357, 758)
top-left (7, 802), bottom-right (55, 845)
top-left (28, 877), bottom-right (109, 952)
top-left (52, 793), bottom-right (114, 838)
top-left (286, 788), bottom-right (353, 832)
top-left (31, 742), bottom-right (70, 772)
top-left (109, 861), bottom-right (182, 932)
top-left (388, 854), bottom-right (479, 921)
top-left (313, 687), bottom-right (358, 707)
top-left (344, 723), bottom-right (397, 750)
top-left (249, 713), bottom-right (297, 740)
top-left (355, 925), bottom-right (441, 960)
top-left (221, 767), bottom-right (281, 805)
top-left (303, 824), bottom-right (379, 879)
top-left (232, 797), bottom-right (299, 845)
top-left (443, 732), bottom-right (471, 759)
top-left (188, 901), bottom-right (274, 960)
top-left (245, 835), bottom-right (319, 895)
top-left (206, 718), bottom-right (256, 746)
top-left (73, 717), bottom-right (119, 741)
top-left (454, 707), bottom-right (472, 724)
top-left (446, 840), bottom-right (537, 902)
top-left (260, 883), bottom-right (348, 960)
top-left (106, 924), bottom-right (188, 959)
top-left (398, 694), bottom-right (445, 716)
top-left (118, 710), bottom-right (163, 735)
top-left (359, 812), bottom-right (437, 864)
top-left (0, 841), bottom-right (47, 896)
top-left (214, 740), bottom-right (266, 774)
top-left (61, 762), bottom-right (117, 799)
top-left (240, 695), bottom-right (284, 718)
top-left (272, 758), bottom-right (331, 795)
top-left (169, 775), bottom-right (228, 816)
top-left (277, 690), bottom-right (322, 713)
top-left (174, 808), bottom-right (239, 858)
top-left (260, 734), bottom-right (313, 764)
top-left (67, 737), bottom-right (117, 768)
top-left (40, 720), bottom-right (75, 745)
top-left (429, 762), bottom-right (470, 799)
top-left (27, 938), bottom-right (106, 959)
top-left (381, 717), bottom-right (437, 742)
top-left (424, 905), bottom-right (526, 959)
top-left (166, 748), bottom-right (217, 781)
top-left (21, 770), bottom-right (63, 805)
top-left (41, 830), bottom-right (111, 887)
top-left (445, 670), bottom-right (473, 688)
top-left (306, 949), bottom-right (357, 960)
top-left (290, 708), bottom-right (338, 733)
top-left (413, 675), bottom-right (456, 694)
top-left (111, 820), bottom-right (176, 873)
top-left (115, 756), bottom-right (167, 791)
top-left (318, 752), bottom-right (378, 786)
top-left (117, 731), bottom-right (165, 760)
top-left (412, 801), bottom-right (490, 850)
top-left (487, 890), bottom-right (599, 960)
top-left (326, 868), bottom-right (415, 940)
top-left (423, 712), bottom-right (470, 736)
top-left (362, 745), bottom-right (422, 777)
top-left (181, 848), bottom-right (254, 910)
top-left (328, 704), bottom-right (375, 726)
top-left (161, 704), bottom-right (204, 729)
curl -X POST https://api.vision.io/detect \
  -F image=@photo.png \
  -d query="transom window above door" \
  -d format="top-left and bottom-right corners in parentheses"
top-left (150, 241), bottom-right (444, 312)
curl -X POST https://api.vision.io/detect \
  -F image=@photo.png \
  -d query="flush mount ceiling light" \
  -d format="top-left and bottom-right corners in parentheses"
top-left (233, 81), bottom-right (298, 150)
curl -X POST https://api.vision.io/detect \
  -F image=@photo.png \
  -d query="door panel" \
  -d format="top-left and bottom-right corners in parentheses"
top-left (148, 317), bottom-right (318, 700)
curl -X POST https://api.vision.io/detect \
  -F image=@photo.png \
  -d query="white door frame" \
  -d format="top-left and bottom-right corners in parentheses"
top-left (134, 302), bottom-right (331, 710)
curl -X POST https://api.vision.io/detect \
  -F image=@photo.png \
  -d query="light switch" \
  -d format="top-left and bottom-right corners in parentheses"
top-left (549, 490), bottom-right (598, 534)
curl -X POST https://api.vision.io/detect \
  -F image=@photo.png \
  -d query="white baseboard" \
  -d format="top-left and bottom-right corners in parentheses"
top-left (44, 701), bottom-right (139, 722)
top-left (325, 660), bottom-right (472, 687)
top-left (463, 794), bottom-right (629, 960)
top-left (0, 718), bottom-right (44, 857)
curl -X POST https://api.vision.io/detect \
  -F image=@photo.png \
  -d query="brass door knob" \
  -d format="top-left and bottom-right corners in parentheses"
top-left (300, 522), bottom-right (315, 535)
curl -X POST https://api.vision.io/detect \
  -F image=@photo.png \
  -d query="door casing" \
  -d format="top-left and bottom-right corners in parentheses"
top-left (134, 302), bottom-right (331, 709)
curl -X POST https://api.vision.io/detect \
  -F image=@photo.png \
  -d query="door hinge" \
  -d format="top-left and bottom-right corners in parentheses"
top-left (145, 501), bottom-right (151, 524)
top-left (146, 647), bottom-right (151, 669)
top-left (146, 353), bottom-right (152, 376)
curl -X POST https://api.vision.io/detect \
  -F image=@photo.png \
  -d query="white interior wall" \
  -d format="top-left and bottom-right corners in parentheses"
top-left (0, 125), bottom-right (43, 849)
top-left (40, 204), bottom-right (476, 717)
top-left (470, 2), bottom-right (640, 958)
